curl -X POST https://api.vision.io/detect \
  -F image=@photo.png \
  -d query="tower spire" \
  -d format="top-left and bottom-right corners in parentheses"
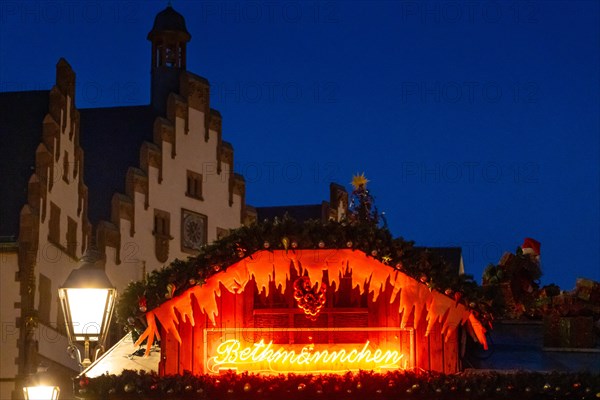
top-left (148, 4), bottom-right (191, 113)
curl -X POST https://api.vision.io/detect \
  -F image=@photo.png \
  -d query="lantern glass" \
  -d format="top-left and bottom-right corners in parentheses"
top-left (58, 248), bottom-right (117, 346)
top-left (62, 288), bottom-right (112, 341)
top-left (58, 246), bottom-right (117, 368)
top-left (23, 385), bottom-right (60, 400)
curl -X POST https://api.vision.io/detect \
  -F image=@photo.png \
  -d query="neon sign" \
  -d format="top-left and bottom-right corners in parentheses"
top-left (206, 339), bottom-right (406, 373)
top-left (203, 327), bottom-right (414, 374)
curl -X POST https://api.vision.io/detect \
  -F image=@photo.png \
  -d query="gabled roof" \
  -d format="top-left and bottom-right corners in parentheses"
top-left (134, 249), bottom-right (488, 356)
top-left (0, 91), bottom-right (50, 238)
top-left (256, 204), bottom-right (328, 223)
top-left (79, 105), bottom-right (158, 225)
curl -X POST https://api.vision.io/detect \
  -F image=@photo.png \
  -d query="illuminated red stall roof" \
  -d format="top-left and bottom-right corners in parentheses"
top-left (135, 249), bottom-right (488, 356)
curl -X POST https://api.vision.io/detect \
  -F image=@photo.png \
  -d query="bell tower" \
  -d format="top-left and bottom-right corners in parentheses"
top-left (147, 5), bottom-right (191, 113)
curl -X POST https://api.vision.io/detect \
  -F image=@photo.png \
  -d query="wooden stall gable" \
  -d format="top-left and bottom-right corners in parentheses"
top-left (160, 275), bottom-right (461, 374)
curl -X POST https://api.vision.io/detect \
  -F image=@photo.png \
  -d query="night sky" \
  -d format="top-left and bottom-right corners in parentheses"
top-left (1, 1), bottom-right (598, 289)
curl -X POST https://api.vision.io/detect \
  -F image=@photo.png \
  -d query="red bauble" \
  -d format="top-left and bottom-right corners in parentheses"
top-left (138, 296), bottom-right (147, 313)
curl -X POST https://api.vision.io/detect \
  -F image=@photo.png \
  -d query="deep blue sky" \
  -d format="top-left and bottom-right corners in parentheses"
top-left (1, 1), bottom-right (598, 289)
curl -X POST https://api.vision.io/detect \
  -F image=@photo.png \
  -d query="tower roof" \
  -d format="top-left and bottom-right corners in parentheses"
top-left (147, 5), bottom-right (191, 41)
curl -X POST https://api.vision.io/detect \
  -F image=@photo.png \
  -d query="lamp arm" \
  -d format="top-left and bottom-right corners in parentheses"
top-left (93, 344), bottom-right (105, 362)
top-left (67, 344), bottom-right (82, 367)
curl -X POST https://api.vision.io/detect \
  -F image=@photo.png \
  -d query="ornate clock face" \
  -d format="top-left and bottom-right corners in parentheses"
top-left (182, 210), bottom-right (206, 251)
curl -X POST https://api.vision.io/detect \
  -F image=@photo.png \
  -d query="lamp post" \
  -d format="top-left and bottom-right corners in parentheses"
top-left (58, 246), bottom-right (117, 369)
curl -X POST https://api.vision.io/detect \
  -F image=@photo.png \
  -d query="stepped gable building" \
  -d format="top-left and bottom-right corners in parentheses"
top-left (1, 63), bottom-right (91, 398)
top-left (0, 5), bottom-right (250, 399)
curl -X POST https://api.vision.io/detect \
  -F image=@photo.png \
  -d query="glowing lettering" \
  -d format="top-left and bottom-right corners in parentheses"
top-left (208, 339), bottom-right (405, 373)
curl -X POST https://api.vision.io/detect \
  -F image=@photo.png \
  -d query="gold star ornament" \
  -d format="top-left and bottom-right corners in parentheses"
top-left (351, 173), bottom-right (369, 190)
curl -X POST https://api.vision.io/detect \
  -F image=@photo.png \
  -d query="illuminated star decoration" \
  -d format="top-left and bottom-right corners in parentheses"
top-left (351, 173), bottom-right (369, 190)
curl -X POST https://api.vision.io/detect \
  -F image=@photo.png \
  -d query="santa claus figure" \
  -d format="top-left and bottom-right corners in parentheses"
top-left (521, 237), bottom-right (541, 264)
top-left (516, 237), bottom-right (542, 294)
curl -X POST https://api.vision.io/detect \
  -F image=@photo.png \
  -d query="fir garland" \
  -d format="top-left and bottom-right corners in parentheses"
top-left (76, 369), bottom-right (600, 400)
top-left (117, 218), bottom-right (494, 339)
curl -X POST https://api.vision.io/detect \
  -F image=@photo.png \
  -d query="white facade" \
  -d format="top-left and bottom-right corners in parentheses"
top-left (102, 83), bottom-right (246, 295)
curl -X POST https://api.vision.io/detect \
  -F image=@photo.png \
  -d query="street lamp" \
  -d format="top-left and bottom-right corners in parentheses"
top-left (23, 371), bottom-right (60, 400)
top-left (23, 385), bottom-right (60, 400)
top-left (58, 246), bottom-right (117, 369)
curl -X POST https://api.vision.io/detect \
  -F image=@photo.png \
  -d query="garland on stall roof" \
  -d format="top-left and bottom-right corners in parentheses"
top-left (117, 217), bottom-right (494, 340)
top-left (76, 369), bottom-right (600, 400)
